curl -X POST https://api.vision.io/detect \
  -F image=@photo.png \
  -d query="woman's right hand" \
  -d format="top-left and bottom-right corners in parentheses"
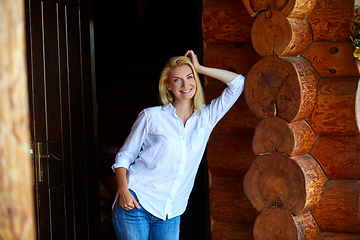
top-left (118, 187), bottom-right (140, 210)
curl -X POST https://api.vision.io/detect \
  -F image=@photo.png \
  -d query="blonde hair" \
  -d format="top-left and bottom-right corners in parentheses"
top-left (159, 56), bottom-right (205, 114)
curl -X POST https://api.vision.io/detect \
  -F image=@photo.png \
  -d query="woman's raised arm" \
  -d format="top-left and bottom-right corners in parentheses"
top-left (184, 50), bottom-right (239, 84)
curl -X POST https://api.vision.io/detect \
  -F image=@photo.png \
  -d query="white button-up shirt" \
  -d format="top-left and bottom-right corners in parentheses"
top-left (112, 74), bottom-right (244, 220)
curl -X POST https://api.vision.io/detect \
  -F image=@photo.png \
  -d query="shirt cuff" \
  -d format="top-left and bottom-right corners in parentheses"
top-left (111, 159), bottom-right (130, 172)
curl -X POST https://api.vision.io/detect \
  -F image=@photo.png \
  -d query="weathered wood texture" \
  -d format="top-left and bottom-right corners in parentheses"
top-left (251, 10), bottom-right (312, 57)
top-left (244, 55), bottom-right (318, 122)
top-left (302, 41), bottom-right (360, 78)
top-left (243, 154), bottom-right (326, 215)
top-left (253, 207), bottom-right (320, 240)
top-left (205, 82), bottom-right (259, 135)
top-left (0, 0), bottom-right (36, 239)
top-left (210, 178), bottom-right (258, 224)
top-left (308, 0), bottom-right (355, 40)
top-left (309, 77), bottom-right (360, 136)
top-left (207, 135), bottom-right (256, 178)
top-left (202, 0), bottom-right (254, 44)
top-left (212, 222), bottom-right (253, 240)
top-left (318, 232), bottom-right (360, 240)
top-left (203, 43), bottom-right (262, 83)
top-left (241, 0), bottom-right (317, 18)
top-left (252, 117), bottom-right (316, 156)
top-left (311, 136), bottom-right (360, 179)
top-left (312, 180), bottom-right (360, 233)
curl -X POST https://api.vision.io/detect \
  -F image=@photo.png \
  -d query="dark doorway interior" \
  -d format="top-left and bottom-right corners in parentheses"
top-left (93, 1), bottom-right (209, 239)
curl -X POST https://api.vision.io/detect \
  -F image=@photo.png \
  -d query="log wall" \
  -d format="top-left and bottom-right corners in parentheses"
top-left (0, 0), bottom-right (36, 239)
top-left (202, 0), bottom-right (261, 238)
top-left (241, 0), bottom-right (360, 239)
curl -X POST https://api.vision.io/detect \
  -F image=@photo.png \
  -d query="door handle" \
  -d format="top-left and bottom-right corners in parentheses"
top-left (30, 142), bottom-right (61, 183)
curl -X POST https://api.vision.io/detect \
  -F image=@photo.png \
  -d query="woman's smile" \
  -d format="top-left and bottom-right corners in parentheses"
top-left (180, 89), bottom-right (192, 94)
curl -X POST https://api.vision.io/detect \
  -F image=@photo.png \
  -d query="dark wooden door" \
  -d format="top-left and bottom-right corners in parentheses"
top-left (25, 0), bottom-right (100, 239)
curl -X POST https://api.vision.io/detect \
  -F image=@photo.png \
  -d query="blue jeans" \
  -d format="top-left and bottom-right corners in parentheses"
top-left (112, 190), bottom-right (180, 240)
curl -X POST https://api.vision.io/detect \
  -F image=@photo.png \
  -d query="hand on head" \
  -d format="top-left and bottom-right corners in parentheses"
top-left (184, 50), bottom-right (201, 72)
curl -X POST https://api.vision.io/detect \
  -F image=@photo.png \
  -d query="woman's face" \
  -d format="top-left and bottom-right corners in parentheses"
top-left (166, 65), bottom-right (196, 103)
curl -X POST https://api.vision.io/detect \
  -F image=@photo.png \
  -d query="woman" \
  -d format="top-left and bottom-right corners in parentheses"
top-left (112, 50), bottom-right (244, 240)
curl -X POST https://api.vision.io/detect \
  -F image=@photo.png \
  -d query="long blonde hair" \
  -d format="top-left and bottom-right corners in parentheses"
top-left (158, 56), bottom-right (205, 114)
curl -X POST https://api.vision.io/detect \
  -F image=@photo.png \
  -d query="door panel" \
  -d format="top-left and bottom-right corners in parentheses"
top-left (26, 0), bottom-right (99, 239)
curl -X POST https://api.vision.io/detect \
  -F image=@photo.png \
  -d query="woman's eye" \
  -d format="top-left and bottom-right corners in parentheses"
top-left (187, 76), bottom-right (193, 79)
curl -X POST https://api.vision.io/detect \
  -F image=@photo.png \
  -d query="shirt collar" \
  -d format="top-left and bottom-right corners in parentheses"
top-left (162, 103), bottom-right (175, 112)
top-left (162, 103), bottom-right (197, 115)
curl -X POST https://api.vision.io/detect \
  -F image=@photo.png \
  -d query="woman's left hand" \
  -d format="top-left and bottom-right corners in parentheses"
top-left (185, 50), bottom-right (202, 72)
top-left (185, 50), bottom-right (239, 83)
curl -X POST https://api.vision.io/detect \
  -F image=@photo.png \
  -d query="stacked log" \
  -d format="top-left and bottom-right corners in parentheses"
top-left (242, 0), bottom-right (360, 239)
top-left (202, 0), bottom-right (261, 238)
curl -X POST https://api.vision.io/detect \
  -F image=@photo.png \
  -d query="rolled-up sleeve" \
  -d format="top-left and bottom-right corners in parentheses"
top-left (111, 110), bottom-right (148, 171)
top-left (206, 74), bottom-right (245, 128)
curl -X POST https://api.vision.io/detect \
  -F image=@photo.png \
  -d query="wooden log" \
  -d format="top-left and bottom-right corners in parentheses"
top-left (310, 136), bottom-right (360, 179)
top-left (302, 41), bottom-right (360, 78)
top-left (0, 0), bottom-right (36, 239)
top-left (244, 55), bottom-right (318, 122)
top-left (312, 180), bottom-right (360, 233)
top-left (318, 232), bottom-right (360, 240)
top-left (243, 154), bottom-right (326, 215)
top-left (212, 222), bottom-right (254, 240)
top-left (309, 77), bottom-right (360, 136)
top-left (241, 0), bottom-right (317, 18)
top-left (253, 207), bottom-right (320, 240)
top-left (202, 0), bottom-right (254, 44)
top-left (205, 81), bottom-right (259, 135)
top-left (251, 10), bottom-right (312, 57)
top-left (203, 43), bottom-right (262, 83)
top-left (210, 178), bottom-right (258, 224)
top-left (307, 0), bottom-right (355, 40)
top-left (207, 135), bottom-right (256, 178)
top-left (252, 117), bottom-right (316, 156)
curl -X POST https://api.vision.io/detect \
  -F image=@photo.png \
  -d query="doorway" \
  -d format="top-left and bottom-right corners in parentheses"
top-left (93, 0), bottom-right (210, 239)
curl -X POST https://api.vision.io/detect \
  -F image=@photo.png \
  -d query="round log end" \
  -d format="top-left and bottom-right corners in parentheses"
top-left (251, 10), bottom-right (292, 57)
top-left (245, 55), bottom-right (318, 122)
top-left (241, 0), bottom-right (295, 17)
top-left (252, 117), bottom-right (316, 156)
top-left (252, 117), bottom-right (295, 155)
top-left (254, 207), bottom-right (319, 240)
top-left (243, 154), bottom-right (306, 214)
